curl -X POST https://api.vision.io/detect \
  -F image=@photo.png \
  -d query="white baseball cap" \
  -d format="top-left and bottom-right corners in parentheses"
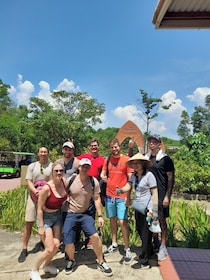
top-left (79, 158), bottom-right (91, 166)
top-left (62, 141), bottom-right (74, 149)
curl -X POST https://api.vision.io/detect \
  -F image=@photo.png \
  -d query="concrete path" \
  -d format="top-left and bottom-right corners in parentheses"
top-left (0, 229), bottom-right (163, 280)
top-left (0, 178), bottom-right (21, 192)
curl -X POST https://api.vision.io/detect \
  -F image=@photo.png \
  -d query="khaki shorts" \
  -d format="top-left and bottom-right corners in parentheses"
top-left (25, 195), bottom-right (37, 222)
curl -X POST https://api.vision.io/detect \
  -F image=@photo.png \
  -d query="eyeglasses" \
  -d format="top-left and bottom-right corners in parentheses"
top-left (40, 165), bottom-right (43, 174)
top-left (54, 169), bottom-right (64, 173)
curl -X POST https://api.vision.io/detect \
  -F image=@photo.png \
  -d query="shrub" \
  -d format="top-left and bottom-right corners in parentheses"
top-left (1, 187), bottom-right (210, 250)
top-left (174, 160), bottom-right (210, 194)
top-left (168, 200), bottom-right (210, 249)
top-left (0, 186), bottom-right (27, 231)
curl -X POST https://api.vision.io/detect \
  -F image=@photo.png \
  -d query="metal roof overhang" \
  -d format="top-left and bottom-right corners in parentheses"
top-left (153, 0), bottom-right (210, 29)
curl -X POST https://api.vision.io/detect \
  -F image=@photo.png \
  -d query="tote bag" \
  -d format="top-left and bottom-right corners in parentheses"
top-left (131, 174), bottom-right (151, 214)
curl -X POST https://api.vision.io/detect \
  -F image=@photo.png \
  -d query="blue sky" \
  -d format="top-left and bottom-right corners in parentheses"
top-left (1, 0), bottom-right (210, 140)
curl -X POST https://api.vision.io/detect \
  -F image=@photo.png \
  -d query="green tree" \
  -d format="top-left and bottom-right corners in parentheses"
top-left (0, 79), bottom-right (13, 114)
top-left (191, 95), bottom-right (210, 135)
top-left (137, 89), bottom-right (174, 135)
top-left (28, 91), bottom-right (105, 153)
top-left (177, 110), bottom-right (191, 143)
top-left (17, 105), bottom-right (36, 152)
top-left (0, 111), bottom-right (20, 150)
top-left (136, 89), bottom-right (175, 152)
top-left (177, 95), bottom-right (210, 143)
top-left (137, 89), bottom-right (162, 135)
top-left (173, 132), bottom-right (210, 194)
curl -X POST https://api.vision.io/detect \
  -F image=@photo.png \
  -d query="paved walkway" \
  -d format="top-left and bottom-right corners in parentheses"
top-left (0, 177), bottom-right (21, 191)
top-left (1, 179), bottom-right (210, 280)
top-left (0, 229), bottom-right (163, 280)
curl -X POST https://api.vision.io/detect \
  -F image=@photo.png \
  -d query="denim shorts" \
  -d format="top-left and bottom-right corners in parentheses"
top-left (36, 210), bottom-right (63, 231)
top-left (105, 196), bottom-right (128, 220)
top-left (63, 213), bottom-right (97, 244)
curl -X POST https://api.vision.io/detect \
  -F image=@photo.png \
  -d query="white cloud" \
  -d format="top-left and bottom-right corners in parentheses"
top-left (187, 87), bottom-right (210, 106)
top-left (109, 90), bottom-right (186, 139)
top-left (55, 78), bottom-right (81, 92)
top-left (94, 112), bottom-right (108, 130)
top-left (113, 105), bottom-right (140, 123)
top-left (112, 104), bottom-right (166, 136)
top-left (161, 90), bottom-right (185, 114)
top-left (37, 81), bottom-right (51, 101)
top-left (159, 90), bottom-right (186, 139)
top-left (8, 74), bottom-right (34, 105)
top-left (8, 75), bottom-right (81, 107)
top-left (37, 78), bottom-right (81, 105)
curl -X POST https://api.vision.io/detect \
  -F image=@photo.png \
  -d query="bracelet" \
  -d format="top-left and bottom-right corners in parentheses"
top-left (98, 215), bottom-right (103, 218)
top-left (38, 226), bottom-right (44, 228)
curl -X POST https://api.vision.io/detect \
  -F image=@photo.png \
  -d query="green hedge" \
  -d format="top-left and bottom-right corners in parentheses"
top-left (1, 187), bottom-right (210, 249)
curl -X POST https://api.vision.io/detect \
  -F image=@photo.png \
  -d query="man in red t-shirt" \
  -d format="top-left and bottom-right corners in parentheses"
top-left (77, 139), bottom-right (105, 180)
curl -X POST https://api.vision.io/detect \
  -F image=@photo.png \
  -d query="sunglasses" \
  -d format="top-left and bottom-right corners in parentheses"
top-left (40, 165), bottom-right (44, 174)
top-left (54, 169), bottom-right (64, 173)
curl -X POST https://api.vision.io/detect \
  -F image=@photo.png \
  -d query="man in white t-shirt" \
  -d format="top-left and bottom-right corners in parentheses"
top-left (18, 147), bottom-right (52, 263)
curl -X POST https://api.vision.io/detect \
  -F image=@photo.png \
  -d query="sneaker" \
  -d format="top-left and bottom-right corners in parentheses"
top-left (123, 248), bottom-right (132, 265)
top-left (131, 262), bottom-right (151, 269)
top-left (140, 263), bottom-right (151, 269)
top-left (29, 270), bottom-right (41, 280)
top-left (103, 244), bottom-right (118, 256)
top-left (18, 249), bottom-right (28, 263)
top-left (157, 246), bottom-right (168, 261)
top-left (65, 259), bottom-right (76, 275)
top-left (43, 264), bottom-right (59, 275)
top-left (98, 262), bottom-right (113, 277)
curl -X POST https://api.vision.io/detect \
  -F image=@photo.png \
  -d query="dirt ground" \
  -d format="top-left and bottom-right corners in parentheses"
top-left (0, 229), bottom-right (163, 280)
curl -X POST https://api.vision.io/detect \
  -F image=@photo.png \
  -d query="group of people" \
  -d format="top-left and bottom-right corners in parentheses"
top-left (17, 134), bottom-right (174, 279)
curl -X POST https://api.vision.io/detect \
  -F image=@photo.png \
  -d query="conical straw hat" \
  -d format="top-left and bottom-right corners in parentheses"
top-left (126, 153), bottom-right (152, 168)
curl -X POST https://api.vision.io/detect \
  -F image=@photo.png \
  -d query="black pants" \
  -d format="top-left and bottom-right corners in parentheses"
top-left (135, 211), bottom-right (153, 265)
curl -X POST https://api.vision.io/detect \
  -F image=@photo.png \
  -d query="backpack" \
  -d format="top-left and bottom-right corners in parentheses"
top-left (67, 174), bottom-right (95, 216)
top-left (99, 155), bottom-right (111, 207)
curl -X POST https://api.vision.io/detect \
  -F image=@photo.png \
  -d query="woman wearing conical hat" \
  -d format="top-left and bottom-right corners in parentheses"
top-left (116, 153), bottom-right (159, 269)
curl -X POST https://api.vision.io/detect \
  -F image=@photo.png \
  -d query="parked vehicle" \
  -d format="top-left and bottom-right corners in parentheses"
top-left (0, 151), bottom-right (35, 178)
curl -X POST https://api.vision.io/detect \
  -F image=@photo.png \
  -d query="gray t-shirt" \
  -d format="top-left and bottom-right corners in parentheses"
top-left (25, 161), bottom-right (52, 183)
top-left (129, 171), bottom-right (157, 210)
